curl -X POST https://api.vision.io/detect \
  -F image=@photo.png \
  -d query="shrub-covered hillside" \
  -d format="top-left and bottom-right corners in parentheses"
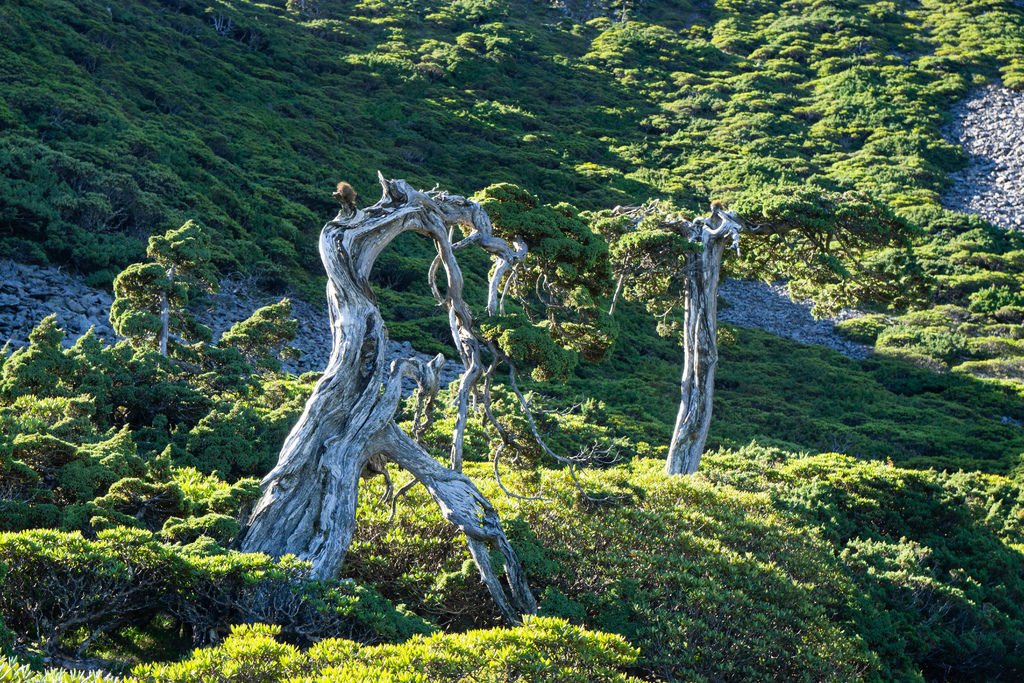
top-left (3, 0), bottom-right (1024, 681)
top-left (1, 306), bottom-right (1023, 680)
top-left (6, 0), bottom-right (1024, 383)
top-left (2, 0), bottom-right (1022, 283)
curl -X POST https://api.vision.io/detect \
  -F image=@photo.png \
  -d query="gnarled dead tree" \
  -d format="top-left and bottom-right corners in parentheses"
top-left (627, 205), bottom-right (744, 476)
top-left (603, 188), bottom-right (917, 477)
top-left (240, 174), bottom-right (535, 624)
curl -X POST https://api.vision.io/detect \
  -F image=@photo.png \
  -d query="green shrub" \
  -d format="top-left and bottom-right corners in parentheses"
top-left (349, 459), bottom-right (878, 681)
top-left (938, 272), bottom-right (1018, 302)
top-left (0, 566), bottom-right (11, 657)
top-left (183, 403), bottom-right (278, 480)
top-left (218, 300), bottom-right (298, 373)
top-left (993, 306), bottom-right (1024, 324)
top-left (0, 529), bottom-right (428, 663)
top-left (177, 552), bottom-right (431, 648)
top-left (954, 358), bottom-right (1024, 383)
top-left (0, 657), bottom-right (120, 682)
top-left (770, 455), bottom-right (1024, 681)
top-left (131, 618), bottom-right (641, 683)
top-left (0, 528), bottom-right (184, 660)
top-left (160, 513), bottom-right (238, 546)
top-left (968, 285), bottom-right (1024, 314)
top-left (835, 314), bottom-right (891, 344)
top-left (876, 325), bottom-right (969, 365)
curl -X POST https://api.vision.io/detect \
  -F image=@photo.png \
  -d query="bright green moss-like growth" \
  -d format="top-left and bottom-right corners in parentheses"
top-left (131, 617), bottom-right (641, 683)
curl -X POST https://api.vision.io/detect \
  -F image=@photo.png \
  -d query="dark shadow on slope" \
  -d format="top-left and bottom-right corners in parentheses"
top-left (759, 453), bottom-right (1024, 681)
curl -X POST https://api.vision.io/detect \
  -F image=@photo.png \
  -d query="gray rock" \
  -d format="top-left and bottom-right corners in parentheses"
top-left (718, 279), bottom-right (871, 359)
top-left (942, 84), bottom-right (1024, 230)
top-left (0, 260), bottom-right (463, 386)
top-left (0, 253), bottom-right (870, 376)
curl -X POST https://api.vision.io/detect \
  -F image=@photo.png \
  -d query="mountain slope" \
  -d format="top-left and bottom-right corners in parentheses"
top-left (2, 0), bottom-right (1021, 287)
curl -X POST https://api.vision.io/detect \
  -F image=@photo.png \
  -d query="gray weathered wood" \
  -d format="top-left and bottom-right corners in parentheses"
top-left (240, 175), bottom-right (536, 623)
top-left (664, 207), bottom-right (743, 475)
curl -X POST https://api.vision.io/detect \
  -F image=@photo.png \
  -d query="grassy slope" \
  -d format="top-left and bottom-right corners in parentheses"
top-left (5, 0), bottom-right (1024, 374)
top-left (0, 0), bottom-right (657, 288)
top-left (525, 307), bottom-right (1024, 476)
top-left (2, 0), bottom-right (1021, 274)
top-left (3, 0), bottom-right (1024, 680)
top-left (343, 452), bottom-right (1024, 681)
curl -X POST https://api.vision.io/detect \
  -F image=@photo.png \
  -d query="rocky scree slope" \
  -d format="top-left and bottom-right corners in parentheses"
top-left (0, 258), bottom-right (462, 384)
top-left (943, 84), bottom-right (1024, 230)
top-left (0, 258), bottom-right (868, 365)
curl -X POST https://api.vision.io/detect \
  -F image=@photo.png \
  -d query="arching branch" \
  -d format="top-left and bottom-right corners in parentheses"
top-left (240, 175), bottom-right (539, 623)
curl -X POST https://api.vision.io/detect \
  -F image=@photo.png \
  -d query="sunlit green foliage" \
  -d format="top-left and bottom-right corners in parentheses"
top-left (342, 449), bottom-right (1024, 681)
top-left (0, 316), bottom-right (76, 400)
top-left (0, 657), bottom-right (119, 682)
top-left (219, 299), bottom-right (298, 372)
top-left (0, 309), bottom-right (310, 536)
top-left (131, 618), bottom-right (641, 683)
top-left (3, 0), bottom-right (1024, 679)
top-left (3, 277), bottom-right (1024, 676)
top-left (4, 0), bottom-right (1019, 289)
top-left (473, 183), bottom-right (615, 379)
top-left (836, 214), bottom-right (1024, 381)
top-left (110, 221), bottom-right (217, 354)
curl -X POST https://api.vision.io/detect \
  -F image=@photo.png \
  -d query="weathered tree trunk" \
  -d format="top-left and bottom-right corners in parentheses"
top-left (240, 175), bottom-right (535, 623)
top-left (159, 264), bottom-right (175, 356)
top-left (665, 210), bottom-right (742, 475)
top-left (608, 273), bottom-right (625, 316)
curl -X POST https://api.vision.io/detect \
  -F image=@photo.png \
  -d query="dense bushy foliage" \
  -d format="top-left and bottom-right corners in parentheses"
top-left (0, 307), bottom-right (429, 668)
top-left (0, 658), bottom-right (118, 683)
top-left (0, 312), bottom-right (306, 534)
top-left (474, 183), bottom-right (616, 379)
top-left (3, 286), bottom-right (1024, 678)
top-left (109, 221), bottom-right (217, 354)
top-left (534, 312), bottom-right (1024, 477)
top-left (707, 447), bottom-right (1024, 681)
top-left (837, 215), bottom-right (1024, 383)
top-left (2, 0), bottom-right (1021, 286)
top-left (3, 0), bottom-right (1024, 680)
top-left (0, 527), bottom-right (429, 664)
top-left (219, 299), bottom-right (298, 372)
top-left (342, 449), bottom-right (1024, 681)
top-left (131, 618), bottom-right (641, 682)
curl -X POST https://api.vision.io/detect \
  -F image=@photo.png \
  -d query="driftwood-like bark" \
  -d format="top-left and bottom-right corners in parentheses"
top-left (664, 208), bottom-right (743, 475)
top-left (240, 175), bottom-right (535, 624)
top-left (611, 204), bottom-right (744, 476)
top-left (158, 264), bottom-right (175, 357)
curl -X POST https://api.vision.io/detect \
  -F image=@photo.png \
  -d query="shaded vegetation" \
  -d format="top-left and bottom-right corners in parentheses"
top-left (2, 0), bottom-right (1024, 680)
top-left (344, 449), bottom-right (1024, 681)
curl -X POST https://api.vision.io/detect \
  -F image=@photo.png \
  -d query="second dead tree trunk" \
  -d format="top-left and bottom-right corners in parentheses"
top-left (240, 175), bottom-right (535, 624)
top-left (664, 213), bottom-right (739, 475)
top-left (608, 204), bottom-right (744, 476)
top-left (609, 192), bottom-right (906, 475)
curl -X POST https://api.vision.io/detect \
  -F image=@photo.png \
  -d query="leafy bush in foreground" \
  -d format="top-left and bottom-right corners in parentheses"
top-left (349, 458), bottom-right (878, 681)
top-left (709, 448), bottom-right (1024, 681)
top-left (0, 528), bottom-right (429, 664)
top-left (0, 657), bottom-right (118, 682)
top-left (345, 448), bottom-right (1024, 682)
top-left (131, 618), bottom-right (642, 683)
